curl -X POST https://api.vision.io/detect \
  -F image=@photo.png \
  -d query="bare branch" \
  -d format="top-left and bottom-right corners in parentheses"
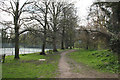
top-left (31, 17), bottom-right (45, 28)
top-left (10, 1), bottom-right (15, 13)
top-left (19, 1), bottom-right (34, 16)
top-left (34, 3), bottom-right (45, 14)
top-left (19, 28), bottom-right (33, 35)
top-left (0, 7), bottom-right (14, 16)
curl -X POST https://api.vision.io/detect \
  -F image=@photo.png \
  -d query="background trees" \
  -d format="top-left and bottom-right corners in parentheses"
top-left (78, 2), bottom-right (120, 53)
top-left (29, 0), bottom-right (78, 53)
top-left (0, 0), bottom-right (78, 59)
top-left (59, 3), bottom-right (78, 49)
top-left (91, 2), bottom-right (120, 53)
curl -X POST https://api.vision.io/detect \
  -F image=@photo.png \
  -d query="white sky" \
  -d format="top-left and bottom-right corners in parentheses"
top-left (72, 0), bottom-right (93, 17)
top-left (60, 0), bottom-right (94, 26)
top-left (72, 0), bottom-right (94, 26)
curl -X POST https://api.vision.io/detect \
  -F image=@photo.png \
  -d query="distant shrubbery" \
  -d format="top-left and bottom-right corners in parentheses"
top-left (110, 37), bottom-right (120, 54)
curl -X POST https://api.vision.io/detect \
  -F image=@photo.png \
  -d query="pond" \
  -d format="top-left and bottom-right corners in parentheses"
top-left (0, 48), bottom-right (51, 56)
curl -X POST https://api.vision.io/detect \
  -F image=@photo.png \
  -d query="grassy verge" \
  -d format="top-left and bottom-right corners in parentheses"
top-left (67, 49), bottom-right (119, 73)
top-left (0, 63), bottom-right (2, 79)
top-left (2, 51), bottom-right (61, 78)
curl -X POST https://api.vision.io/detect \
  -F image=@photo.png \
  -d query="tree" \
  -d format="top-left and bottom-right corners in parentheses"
top-left (0, 0), bottom-right (34, 59)
top-left (59, 3), bottom-right (73, 49)
top-left (63, 5), bottom-right (77, 49)
top-left (30, 0), bottom-right (50, 55)
top-left (58, 3), bottom-right (78, 49)
top-left (48, 1), bottom-right (64, 52)
top-left (90, 2), bottom-right (120, 38)
top-left (88, 2), bottom-right (120, 53)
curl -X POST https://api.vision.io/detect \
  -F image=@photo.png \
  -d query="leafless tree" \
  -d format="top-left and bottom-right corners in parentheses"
top-left (30, 0), bottom-right (50, 55)
top-left (48, 1), bottom-right (64, 52)
top-left (0, 0), bottom-right (35, 59)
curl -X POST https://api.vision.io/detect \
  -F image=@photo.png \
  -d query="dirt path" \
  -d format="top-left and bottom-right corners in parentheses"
top-left (58, 50), bottom-right (118, 78)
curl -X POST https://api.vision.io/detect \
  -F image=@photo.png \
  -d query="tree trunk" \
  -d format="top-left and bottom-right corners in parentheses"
top-left (40, 34), bottom-right (46, 55)
top-left (65, 39), bottom-right (68, 49)
top-left (53, 32), bottom-right (58, 52)
top-left (73, 43), bottom-right (74, 48)
top-left (69, 35), bottom-right (72, 49)
top-left (86, 38), bottom-right (89, 50)
top-left (61, 29), bottom-right (65, 49)
top-left (86, 44), bottom-right (89, 50)
top-left (85, 30), bottom-right (89, 50)
top-left (2, 54), bottom-right (6, 63)
top-left (14, 27), bottom-right (20, 59)
top-left (40, 4), bottom-right (48, 55)
top-left (61, 41), bottom-right (64, 49)
top-left (40, 41), bottom-right (46, 55)
top-left (14, 1), bottom-right (20, 59)
top-left (53, 38), bottom-right (58, 52)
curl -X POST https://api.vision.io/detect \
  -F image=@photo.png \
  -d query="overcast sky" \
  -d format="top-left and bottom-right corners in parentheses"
top-left (73, 0), bottom-right (94, 25)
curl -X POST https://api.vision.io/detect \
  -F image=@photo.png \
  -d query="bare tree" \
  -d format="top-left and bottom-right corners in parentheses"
top-left (0, 0), bottom-right (34, 59)
top-left (48, 1), bottom-right (64, 52)
top-left (60, 3), bottom-right (77, 49)
top-left (59, 3), bottom-right (72, 49)
top-left (30, 0), bottom-right (50, 55)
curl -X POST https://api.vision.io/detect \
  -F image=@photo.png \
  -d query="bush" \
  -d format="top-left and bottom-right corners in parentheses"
top-left (110, 37), bottom-right (120, 54)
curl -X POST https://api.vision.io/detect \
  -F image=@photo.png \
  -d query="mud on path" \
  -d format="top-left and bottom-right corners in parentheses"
top-left (58, 50), bottom-right (118, 78)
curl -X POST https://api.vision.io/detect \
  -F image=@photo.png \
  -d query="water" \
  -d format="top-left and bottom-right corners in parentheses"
top-left (0, 48), bottom-right (50, 56)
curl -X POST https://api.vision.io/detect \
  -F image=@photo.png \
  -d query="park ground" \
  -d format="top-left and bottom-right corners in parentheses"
top-left (1, 49), bottom-right (119, 79)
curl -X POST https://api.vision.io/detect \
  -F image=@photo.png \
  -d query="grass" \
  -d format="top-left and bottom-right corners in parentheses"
top-left (0, 63), bottom-right (2, 79)
top-left (67, 49), bottom-right (119, 73)
top-left (2, 51), bottom-right (61, 78)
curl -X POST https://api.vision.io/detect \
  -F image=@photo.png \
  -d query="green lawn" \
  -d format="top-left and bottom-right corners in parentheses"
top-left (0, 63), bottom-right (2, 79)
top-left (2, 51), bottom-right (61, 78)
top-left (67, 49), bottom-right (119, 73)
